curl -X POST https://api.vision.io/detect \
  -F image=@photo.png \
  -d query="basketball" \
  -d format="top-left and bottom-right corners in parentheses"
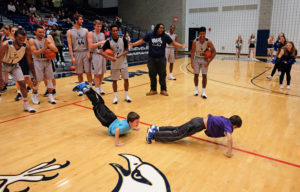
top-left (104, 49), bottom-right (114, 57)
top-left (204, 50), bottom-right (212, 59)
top-left (70, 65), bottom-right (76, 71)
top-left (44, 49), bottom-right (56, 60)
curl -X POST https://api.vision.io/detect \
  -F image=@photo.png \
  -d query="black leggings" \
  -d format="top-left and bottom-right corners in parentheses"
top-left (56, 46), bottom-right (65, 62)
top-left (85, 88), bottom-right (117, 127)
top-left (279, 64), bottom-right (292, 85)
top-left (271, 60), bottom-right (281, 76)
top-left (153, 117), bottom-right (205, 142)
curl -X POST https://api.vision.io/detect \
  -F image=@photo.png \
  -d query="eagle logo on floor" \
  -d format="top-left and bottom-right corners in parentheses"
top-left (110, 154), bottom-right (171, 192)
top-left (0, 159), bottom-right (70, 192)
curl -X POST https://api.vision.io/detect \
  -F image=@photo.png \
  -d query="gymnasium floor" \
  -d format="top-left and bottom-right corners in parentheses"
top-left (0, 56), bottom-right (299, 192)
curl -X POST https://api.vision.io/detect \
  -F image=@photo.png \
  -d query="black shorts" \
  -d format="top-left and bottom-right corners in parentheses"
top-left (249, 44), bottom-right (255, 48)
top-left (19, 57), bottom-right (30, 76)
top-left (267, 44), bottom-right (274, 49)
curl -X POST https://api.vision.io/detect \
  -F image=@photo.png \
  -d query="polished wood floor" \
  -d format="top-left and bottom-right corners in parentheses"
top-left (0, 56), bottom-right (299, 192)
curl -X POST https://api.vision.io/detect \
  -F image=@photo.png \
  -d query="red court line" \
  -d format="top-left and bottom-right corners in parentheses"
top-left (73, 103), bottom-right (300, 169)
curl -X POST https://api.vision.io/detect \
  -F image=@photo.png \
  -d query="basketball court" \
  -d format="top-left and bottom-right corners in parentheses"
top-left (1, 56), bottom-right (299, 191)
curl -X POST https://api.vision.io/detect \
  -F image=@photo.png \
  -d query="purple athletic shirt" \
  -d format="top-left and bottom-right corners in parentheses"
top-left (205, 114), bottom-right (233, 138)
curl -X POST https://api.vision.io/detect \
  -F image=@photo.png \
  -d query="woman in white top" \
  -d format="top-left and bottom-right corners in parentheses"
top-left (248, 34), bottom-right (256, 59)
top-left (235, 35), bottom-right (243, 58)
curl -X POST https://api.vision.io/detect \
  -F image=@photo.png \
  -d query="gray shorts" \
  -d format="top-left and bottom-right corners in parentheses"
top-left (2, 63), bottom-right (24, 82)
top-left (193, 57), bottom-right (208, 75)
top-left (73, 51), bottom-right (91, 74)
top-left (111, 67), bottom-right (129, 81)
top-left (165, 47), bottom-right (175, 63)
top-left (33, 59), bottom-right (54, 82)
top-left (91, 53), bottom-right (106, 75)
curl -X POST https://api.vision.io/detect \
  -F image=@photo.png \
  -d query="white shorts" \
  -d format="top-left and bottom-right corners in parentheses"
top-left (33, 60), bottom-right (54, 82)
top-left (2, 63), bottom-right (24, 82)
top-left (165, 47), bottom-right (175, 63)
top-left (91, 53), bottom-right (106, 75)
top-left (193, 57), bottom-right (208, 75)
top-left (111, 67), bottom-right (129, 81)
top-left (73, 51), bottom-right (91, 74)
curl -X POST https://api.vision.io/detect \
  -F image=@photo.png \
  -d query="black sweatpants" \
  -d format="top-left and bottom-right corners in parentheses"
top-left (271, 59), bottom-right (281, 76)
top-left (153, 117), bottom-right (205, 142)
top-left (147, 57), bottom-right (167, 91)
top-left (56, 46), bottom-right (65, 62)
top-left (85, 88), bottom-right (117, 127)
top-left (279, 64), bottom-right (292, 85)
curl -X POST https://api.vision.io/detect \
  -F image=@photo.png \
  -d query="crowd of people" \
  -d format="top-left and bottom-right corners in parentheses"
top-left (235, 33), bottom-right (297, 89)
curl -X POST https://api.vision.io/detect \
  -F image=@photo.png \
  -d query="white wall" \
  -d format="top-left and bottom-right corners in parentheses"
top-left (270, 0), bottom-right (300, 51)
top-left (186, 0), bottom-right (260, 54)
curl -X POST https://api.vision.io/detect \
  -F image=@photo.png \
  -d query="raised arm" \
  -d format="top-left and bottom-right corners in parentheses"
top-left (130, 39), bottom-right (146, 47)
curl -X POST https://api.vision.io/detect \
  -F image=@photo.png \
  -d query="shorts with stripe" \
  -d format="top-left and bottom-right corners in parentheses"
top-left (165, 47), bottom-right (175, 63)
top-left (91, 53), bottom-right (106, 75)
top-left (193, 57), bottom-right (208, 75)
top-left (73, 51), bottom-right (91, 74)
top-left (2, 63), bottom-right (24, 81)
top-left (33, 59), bottom-right (54, 82)
top-left (111, 67), bottom-right (129, 81)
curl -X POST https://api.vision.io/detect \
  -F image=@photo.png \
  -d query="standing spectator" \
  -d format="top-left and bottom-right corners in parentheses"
top-left (267, 34), bottom-right (275, 60)
top-left (50, 24), bottom-right (65, 66)
top-left (7, 1), bottom-right (16, 15)
top-left (130, 23), bottom-right (187, 96)
top-left (65, 17), bottom-right (73, 29)
top-left (29, 4), bottom-right (36, 15)
top-left (115, 16), bottom-right (122, 27)
top-left (235, 35), bottom-right (243, 58)
top-left (248, 34), bottom-right (256, 60)
top-left (278, 41), bottom-right (297, 89)
top-left (104, 27), bottom-right (110, 39)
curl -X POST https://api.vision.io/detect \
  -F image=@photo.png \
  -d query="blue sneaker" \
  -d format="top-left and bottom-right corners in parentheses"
top-left (72, 82), bottom-right (89, 92)
top-left (150, 125), bottom-right (159, 132)
top-left (146, 128), bottom-right (155, 144)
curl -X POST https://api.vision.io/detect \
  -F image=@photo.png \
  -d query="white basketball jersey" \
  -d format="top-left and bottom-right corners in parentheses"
top-left (109, 38), bottom-right (128, 69)
top-left (166, 32), bottom-right (176, 48)
top-left (195, 38), bottom-right (208, 58)
top-left (2, 40), bottom-right (26, 64)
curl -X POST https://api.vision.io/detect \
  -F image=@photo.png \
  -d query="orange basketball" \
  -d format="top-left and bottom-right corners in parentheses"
top-left (44, 49), bottom-right (56, 60)
top-left (70, 65), bottom-right (76, 71)
top-left (104, 49), bottom-right (114, 57)
top-left (204, 50), bottom-right (212, 59)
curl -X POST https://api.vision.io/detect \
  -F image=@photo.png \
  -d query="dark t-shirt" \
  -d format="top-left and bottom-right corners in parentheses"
top-left (205, 114), bottom-right (233, 138)
top-left (143, 32), bottom-right (173, 58)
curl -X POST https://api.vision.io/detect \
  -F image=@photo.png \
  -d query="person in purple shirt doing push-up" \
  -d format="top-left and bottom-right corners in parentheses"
top-left (146, 114), bottom-right (242, 158)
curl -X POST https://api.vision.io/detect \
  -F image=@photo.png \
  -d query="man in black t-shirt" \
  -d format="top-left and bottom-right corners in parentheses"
top-left (130, 23), bottom-right (187, 96)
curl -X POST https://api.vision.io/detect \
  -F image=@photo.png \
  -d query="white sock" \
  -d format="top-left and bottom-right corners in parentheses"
top-left (96, 87), bottom-right (100, 93)
top-left (89, 83), bottom-right (93, 88)
top-left (125, 91), bottom-right (128, 97)
top-left (17, 90), bottom-right (21, 94)
top-left (195, 86), bottom-right (199, 90)
top-left (169, 73), bottom-right (173, 76)
top-left (202, 88), bottom-right (206, 94)
top-left (53, 86), bottom-right (56, 89)
top-left (114, 92), bottom-right (118, 97)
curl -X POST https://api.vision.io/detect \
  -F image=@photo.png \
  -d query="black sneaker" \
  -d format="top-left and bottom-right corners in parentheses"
top-left (0, 84), bottom-right (8, 93)
top-left (27, 86), bottom-right (31, 92)
top-left (14, 93), bottom-right (22, 101)
top-left (43, 90), bottom-right (49, 97)
top-left (52, 89), bottom-right (56, 95)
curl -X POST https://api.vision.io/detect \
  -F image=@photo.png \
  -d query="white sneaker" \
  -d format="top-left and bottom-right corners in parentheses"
top-left (287, 85), bottom-right (290, 90)
top-left (194, 89), bottom-right (199, 96)
top-left (31, 93), bottom-right (40, 105)
top-left (266, 75), bottom-right (272, 80)
top-left (125, 95), bottom-right (132, 103)
top-left (280, 84), bottom-right (284, 89)
top-left (61, 62), bottom-right (65, 67)
top-left (277, 71), bottom-right (281, 76)
top-left (100, 89), bottom-right (105, 95)
top-left (78, 91), bottom-right (83, 96)
top-left (23, 102), bottom-right (36, 113)
top-left (168, 75), bottom-right (176, 80)
top-left (201, 92), bottom-right (207, 99)
top-left (48, 94), bottom-right (56, 104)
top-left (113, 96), bottom-right (118, 104)
top-left (57, 61), bottom-right (61, 65)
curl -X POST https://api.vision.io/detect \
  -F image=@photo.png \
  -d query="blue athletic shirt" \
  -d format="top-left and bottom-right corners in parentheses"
top-left (108, 119), bottom-right (131, 136)
top-left (205, 114), bottom-right (233, 138)
top-left (143, 32), bottom-right (173, 58)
